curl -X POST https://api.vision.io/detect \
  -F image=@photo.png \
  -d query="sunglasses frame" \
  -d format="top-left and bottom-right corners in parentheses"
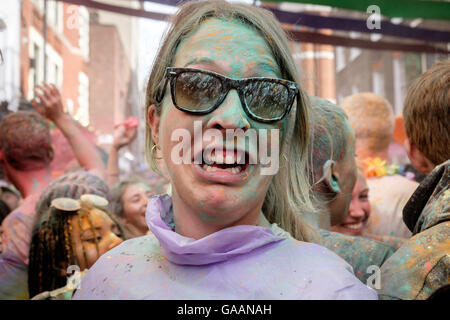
top-left (156, 67), bottom-right (299, 123)
top-left (51, 194), bottom-right (109, 214)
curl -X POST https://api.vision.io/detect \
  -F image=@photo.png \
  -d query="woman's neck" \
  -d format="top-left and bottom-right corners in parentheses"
top-left (171, 190), bottom-right (262, 240)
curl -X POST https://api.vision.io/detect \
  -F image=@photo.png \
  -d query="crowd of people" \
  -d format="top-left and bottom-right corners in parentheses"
top-left (0, 0), bottom-right (448, 300)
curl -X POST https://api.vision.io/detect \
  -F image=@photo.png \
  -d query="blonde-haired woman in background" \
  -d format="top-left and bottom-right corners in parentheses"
top-left (74, 0), bottom-right (376, 299)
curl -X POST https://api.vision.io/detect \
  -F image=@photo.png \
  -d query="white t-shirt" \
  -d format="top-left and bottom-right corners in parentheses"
top-left (365, 175), bottom-right (418, 238)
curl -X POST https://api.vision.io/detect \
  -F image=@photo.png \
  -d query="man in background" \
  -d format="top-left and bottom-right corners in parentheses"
top-left (341, 93), bottom-right (418, 239)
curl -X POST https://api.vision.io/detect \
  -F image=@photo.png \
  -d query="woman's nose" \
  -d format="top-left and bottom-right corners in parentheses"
top-left (206, 90), bottom-right (250, 131)
top-left (349, 202), bottom-right (366, 219)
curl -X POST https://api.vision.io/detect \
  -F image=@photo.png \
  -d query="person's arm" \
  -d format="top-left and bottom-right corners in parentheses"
top-left (32, 83), bottom-right (106, 178)
top-left (106, 122), bottom-right (137, 186)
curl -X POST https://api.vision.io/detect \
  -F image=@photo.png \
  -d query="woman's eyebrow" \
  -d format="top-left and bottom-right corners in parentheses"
top-left (183, 57), bottom-right (219, 69)
top-left (125, 193), bottom-right (141, 201)
top-left (244, 61), bottom-right (279, 77)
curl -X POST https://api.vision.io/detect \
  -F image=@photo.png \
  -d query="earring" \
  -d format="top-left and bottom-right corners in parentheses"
top-left (151, 144), bottom-right (162, 160)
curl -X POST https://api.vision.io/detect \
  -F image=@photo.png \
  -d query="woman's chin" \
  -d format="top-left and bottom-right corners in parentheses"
top-left (188, 190), bottom-right (257, 223)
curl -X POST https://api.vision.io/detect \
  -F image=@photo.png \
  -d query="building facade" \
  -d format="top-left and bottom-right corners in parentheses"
top-left (18, 0), bottom-right (144, 174)
top-left (20, 0), bottom-right (90, 124)
top-left (89, 0), bottom-right (144, 172)
top-left (0, 1), bottom-right (22, 108)
top-left (335, 19), bottom-right (450, 114)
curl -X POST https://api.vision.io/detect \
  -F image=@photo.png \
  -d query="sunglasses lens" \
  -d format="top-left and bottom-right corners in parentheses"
top-left (244, 81), bottom-right (290, 120)
top-left (174, 72), bottom-right (223, 112)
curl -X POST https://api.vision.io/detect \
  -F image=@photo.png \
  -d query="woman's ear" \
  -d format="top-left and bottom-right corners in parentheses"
top-left (323, 160), bottom-right (341, 194)
top-left (147, 104), bottom-right (160, 146)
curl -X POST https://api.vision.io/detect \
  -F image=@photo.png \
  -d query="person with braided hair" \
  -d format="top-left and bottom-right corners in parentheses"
top-left (25, 170), bottom-right (123, 298)
top-left (0, 83), bottom-right (106, 299)
top-left (29, 193), bottom-right (124, 300)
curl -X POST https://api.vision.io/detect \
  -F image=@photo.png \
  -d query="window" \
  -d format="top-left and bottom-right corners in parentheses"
top-left (28, 37), bottom-right (43, 100)
top-left (54, 1), bottom-right (64, 34)
top-left (372, 69), bottom-right (385, 98)
top-left (349, 32), bottom-right (361, 61)
top-left (54, 64), bottom-right (59, 88)
top-left (76, 72), bottom-right (90, 126)
top-left (28, 25), bottom-right (62, 97)
top-left (78, 7), bottom-right (90, 60)
top-left (66, 99), bottom-right (74, 115)
top-left (32, 44), bottom-right (40, 90)
top-left (31, 0), bottom-right (44, 13)
top-left (393, 56), bottom-right (407, 115)
top-left (335, 47), bottom-right (346, 72)
top-left (31, 1), bottom-right (63, 33)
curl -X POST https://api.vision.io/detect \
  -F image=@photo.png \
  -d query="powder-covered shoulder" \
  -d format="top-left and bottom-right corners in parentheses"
top-left (273, 239), bottom-right (378, 299)
top-left (283, 238), bottom-right (355, 269)
top-left (108, 234), bottom-right (161, 255)
top-left (72, 235), bottom-right (161, 299)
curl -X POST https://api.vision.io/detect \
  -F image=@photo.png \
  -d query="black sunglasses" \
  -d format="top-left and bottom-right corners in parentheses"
top-left (156, 67), bottom-right (299, 123)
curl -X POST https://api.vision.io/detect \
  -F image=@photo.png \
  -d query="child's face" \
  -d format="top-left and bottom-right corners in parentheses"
top-left (70, 208), bottom-right (123, 270)
top-left (121, 183), bottom-right (152, 235)
top-left (152, 18), bottom-right (288, 228)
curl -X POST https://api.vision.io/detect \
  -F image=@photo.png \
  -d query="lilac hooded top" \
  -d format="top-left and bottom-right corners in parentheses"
top-left (73, 195), bottom-right (377, 300)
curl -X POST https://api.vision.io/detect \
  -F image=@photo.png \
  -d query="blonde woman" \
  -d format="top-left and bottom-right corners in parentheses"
top-left (74, 0), bottom-right (376, 299)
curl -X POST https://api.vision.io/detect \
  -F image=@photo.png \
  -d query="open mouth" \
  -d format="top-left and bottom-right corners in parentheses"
top-left (341, 216), bottom-right (369, 233)
top-left (344, 222), bottom-right (363, 230)
top-left (192, 147), bottom-right (253, 183)
top-left (200, 149), bottom-right (250, 174)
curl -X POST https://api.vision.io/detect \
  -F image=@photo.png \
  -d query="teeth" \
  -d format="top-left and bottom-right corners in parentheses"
top-left (203, 151), bottom-right (236, 164)
top-left (202, 150), bottom-right (248, 165)
top-left (202, 164), bottom-right (242, 174)
top-left (346, 222), bottom-right (363, 229)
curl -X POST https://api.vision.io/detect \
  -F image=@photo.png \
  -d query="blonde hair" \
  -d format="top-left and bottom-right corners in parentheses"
top-left (403, 59), bottom-right (450, 166)
top-left (341, 92), bottom-right (394, 155)
top-left (144, 0), bottom-right (319, 243)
